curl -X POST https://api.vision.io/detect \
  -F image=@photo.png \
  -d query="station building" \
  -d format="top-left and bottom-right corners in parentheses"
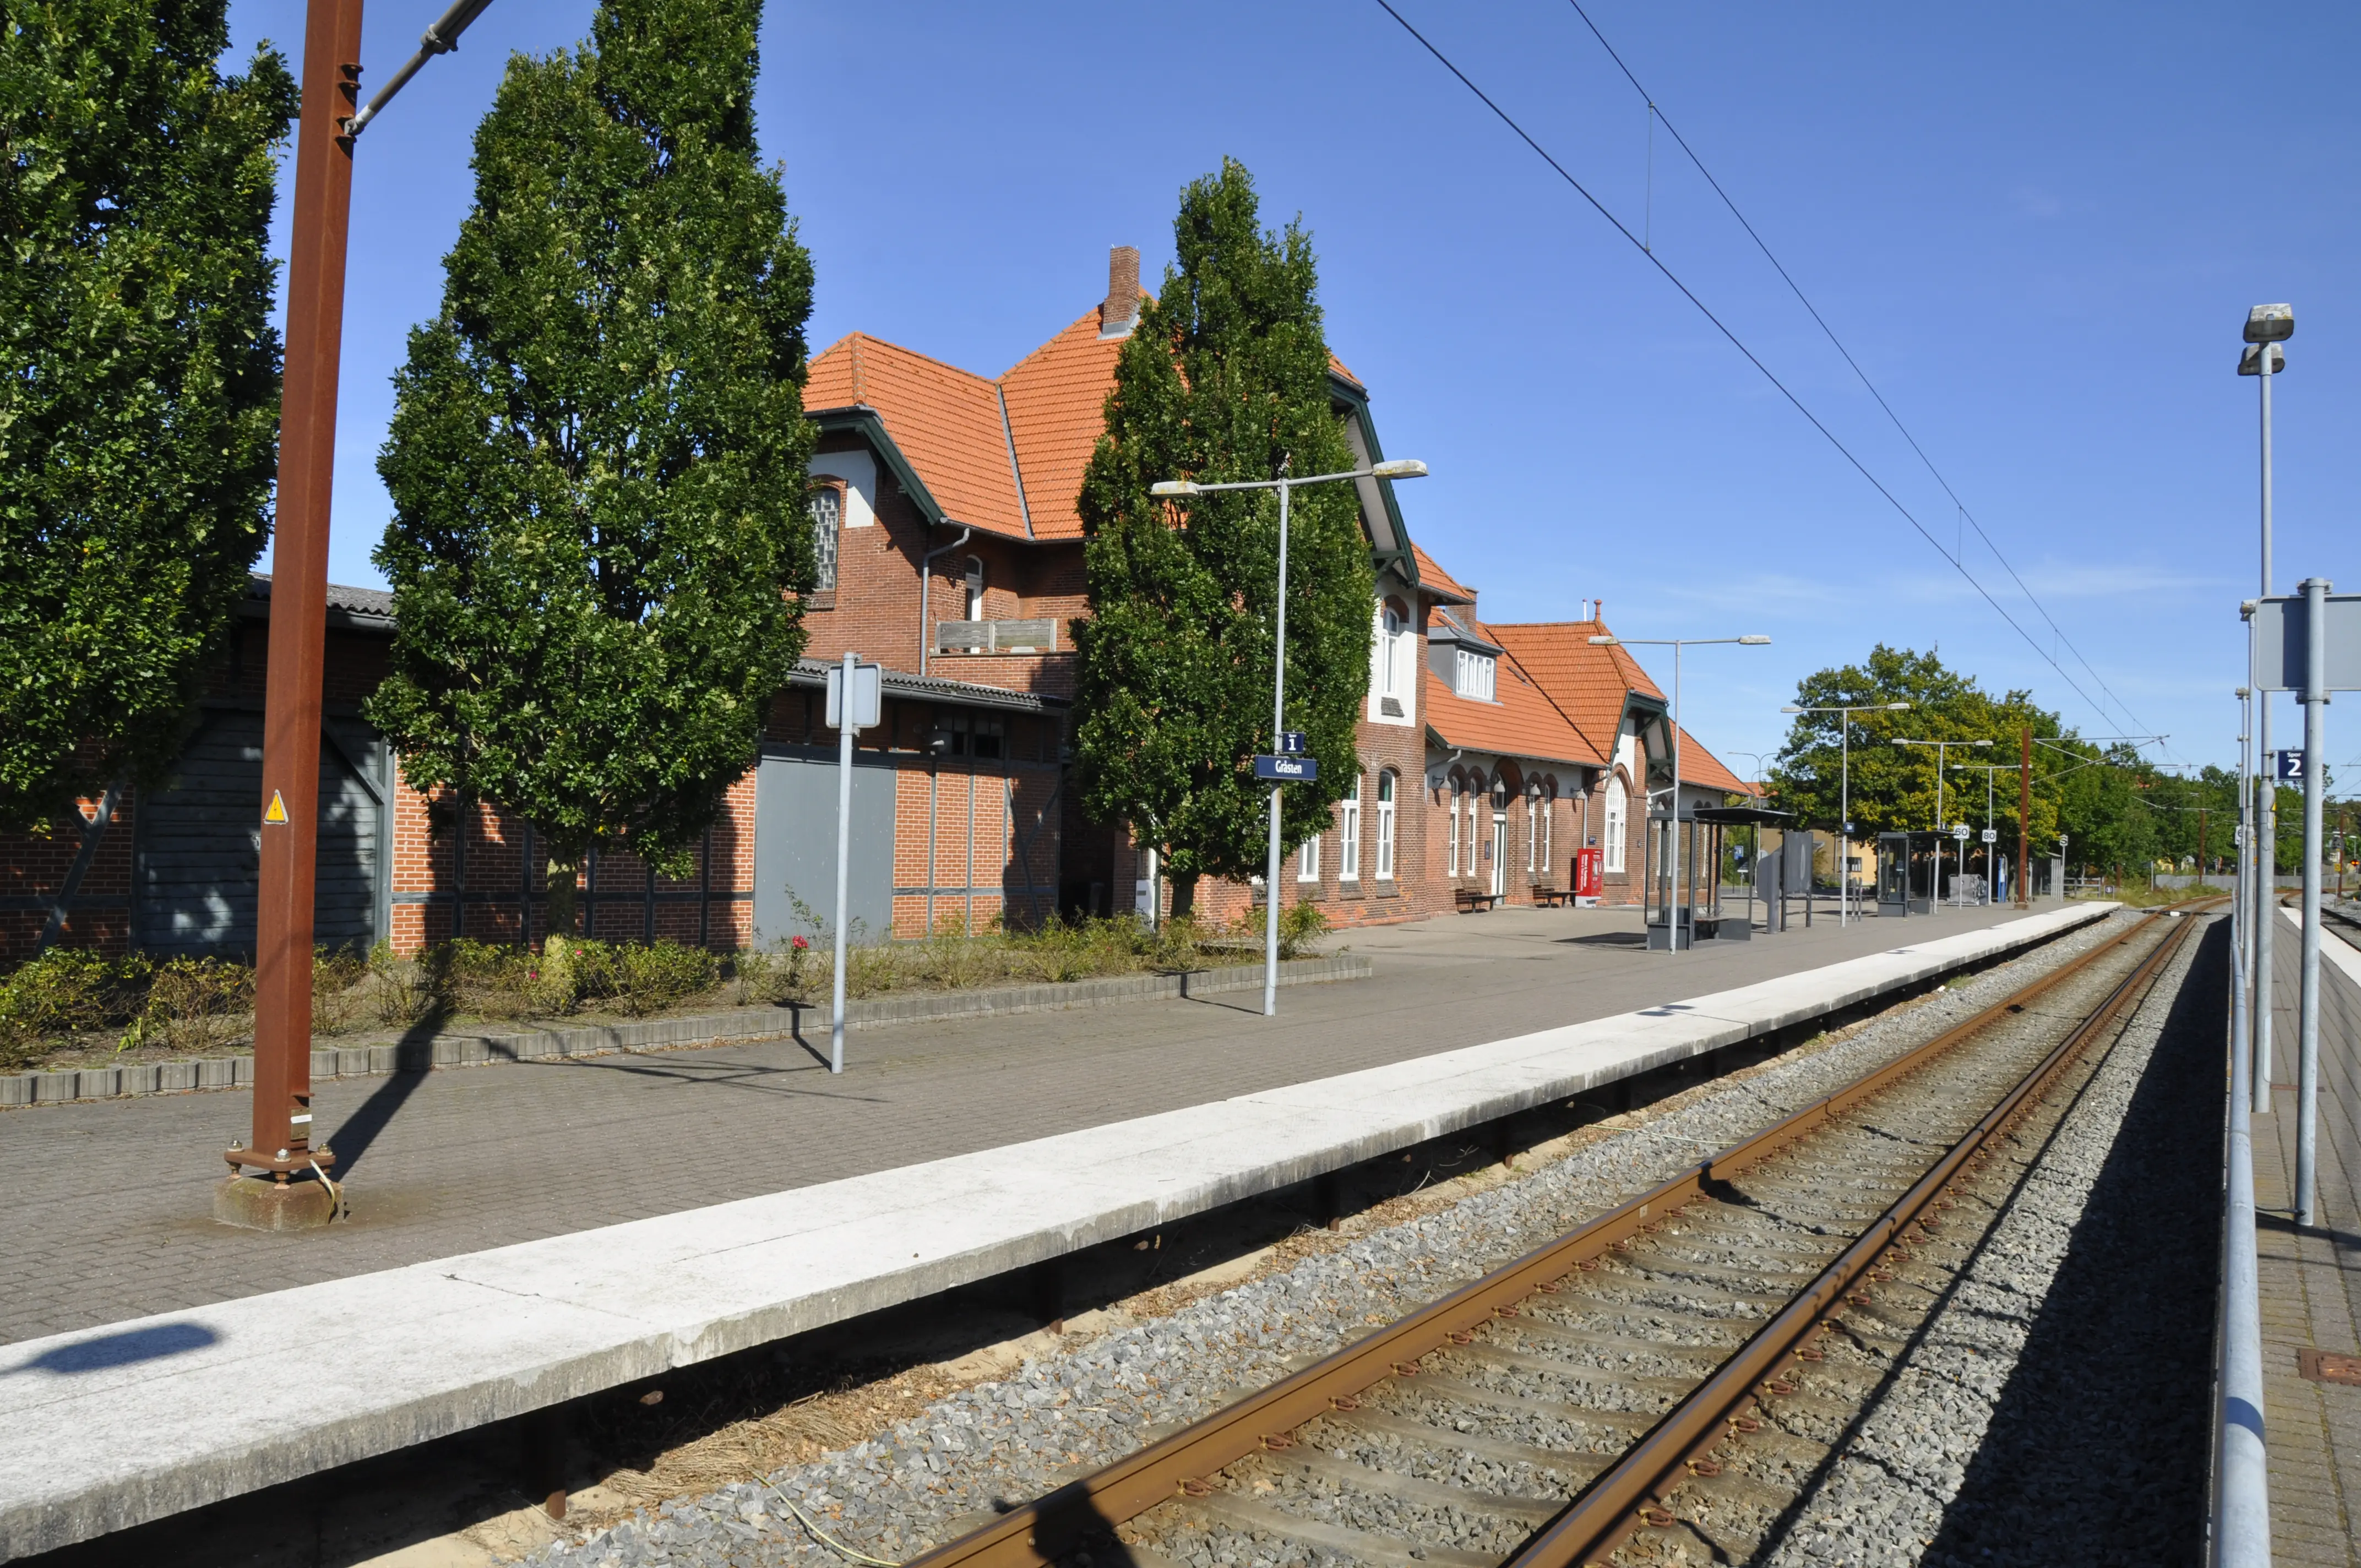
top-left (1, 247), bottom-right (1755, 964)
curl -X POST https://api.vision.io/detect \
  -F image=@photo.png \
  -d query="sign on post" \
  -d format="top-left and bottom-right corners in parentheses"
top-left (826, 661), bottom-right (882, 731)
top-left (1276, 730), bottom-right (1308, 755)
top-left (2277, 749), bottom-right (2305, 782)
top-left (1952, 824), bottom-right (1971, 841)
top-left (1254, 754), bottom-right (1318, 782)
top-left (1981, 827), bottom-right (1998, 843)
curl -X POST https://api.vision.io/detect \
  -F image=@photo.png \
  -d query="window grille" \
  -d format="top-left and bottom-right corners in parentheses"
top-left (809, 483), bottom-right (841, 592)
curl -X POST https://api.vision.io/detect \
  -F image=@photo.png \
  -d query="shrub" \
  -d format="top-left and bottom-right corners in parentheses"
top-left (1276, 901), bottom-right (1330, 960)
top-left (311, 945), bottom-right (371, 1035)
top-left (126, 956), bottom-right (255, 1053)
top-left (575, 939), bottom-right (717, 1016)
top-left (368, 940), bottom-right (445, 1026)
top-left (0, 948), bottom-right (151, 1066)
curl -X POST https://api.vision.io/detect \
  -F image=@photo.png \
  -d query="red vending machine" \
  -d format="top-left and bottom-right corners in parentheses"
top-left (1574, 847), bottom-right (1602, 906)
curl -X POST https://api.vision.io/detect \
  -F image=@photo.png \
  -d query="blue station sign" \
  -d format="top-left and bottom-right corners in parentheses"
top-left (1254, 754), bottom-right (1319, 782)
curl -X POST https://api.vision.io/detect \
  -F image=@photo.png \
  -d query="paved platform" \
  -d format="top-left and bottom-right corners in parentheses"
top-left (2257, 905), bottom-right (2361, 1566)
top-left (0, 902), bottom-right (2108, 1559)
top-left (1, 899), bottom-right (2064, 1348)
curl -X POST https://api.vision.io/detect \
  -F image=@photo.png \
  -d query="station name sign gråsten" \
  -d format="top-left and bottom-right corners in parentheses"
top-left (1254, 754), bottom-right (1319, 782)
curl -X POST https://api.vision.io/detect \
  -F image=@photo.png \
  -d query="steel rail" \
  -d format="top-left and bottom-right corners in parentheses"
top-left (902, 912), bottom-right (2180, 1568)
top-left (1506, 906), bottom-right (2200, 1566)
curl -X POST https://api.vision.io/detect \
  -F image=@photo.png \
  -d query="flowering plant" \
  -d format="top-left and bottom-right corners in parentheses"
top-left (791, 935), bottom-right (809, 951)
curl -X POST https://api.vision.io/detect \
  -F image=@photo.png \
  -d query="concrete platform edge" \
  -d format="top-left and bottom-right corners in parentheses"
top-left (0, 905), bottom-right (2113, 1559)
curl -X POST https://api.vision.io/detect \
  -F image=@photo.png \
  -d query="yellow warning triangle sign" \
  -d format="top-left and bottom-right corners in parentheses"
top-left (263, 790), bottom-right (289, 825)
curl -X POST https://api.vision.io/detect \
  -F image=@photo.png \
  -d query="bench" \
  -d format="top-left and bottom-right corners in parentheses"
top-left (1454, 888), bottom-right (1500, 913)
top-left (1530, 884), bottom-right (1573, 908)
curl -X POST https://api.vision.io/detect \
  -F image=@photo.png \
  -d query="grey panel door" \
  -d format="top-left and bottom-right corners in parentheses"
top-left (134, 710), bottom-right (387, 959)
top-left (752, 752), bottom-right (895, 946)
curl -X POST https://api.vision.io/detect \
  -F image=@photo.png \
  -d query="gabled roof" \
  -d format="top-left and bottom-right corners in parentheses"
top-left (1408, 543), bottom-right (1474, 604)
top-left (1423, 607), bottom-right (1606, 772)
top-left (805, 334), bottom-right (1030, 538)
top-left (1487, 620), bottom-right (1663, 760)
top-left (804, 297), bottom-right (1411, 552)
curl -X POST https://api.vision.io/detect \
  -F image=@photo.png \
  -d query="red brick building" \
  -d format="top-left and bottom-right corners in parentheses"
top-left (3, 247), bottom-right (1755, 962)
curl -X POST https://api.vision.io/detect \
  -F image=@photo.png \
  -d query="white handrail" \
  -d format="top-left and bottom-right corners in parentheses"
top-left (2212, 913), bottom-right (2271, 1567)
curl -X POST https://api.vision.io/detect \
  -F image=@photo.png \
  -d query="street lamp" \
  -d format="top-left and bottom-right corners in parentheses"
top-left (1148, 457), bottom-right (1428, 1015)
top-left (1781, 701), bottom-right (1911, 924)
top-left (1591, 633), bottom-right (1772, 952)
top-left (1893, 738), bottom-right (1992, 906)
top-left (2239, 302), bottom-right (2292, 1121)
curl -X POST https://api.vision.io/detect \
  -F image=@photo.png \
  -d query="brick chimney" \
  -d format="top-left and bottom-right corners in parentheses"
top-left (1099, 246), bottom-right (1140, 339)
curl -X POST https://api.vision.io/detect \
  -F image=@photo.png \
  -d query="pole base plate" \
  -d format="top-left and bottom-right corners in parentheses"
top-left (213, 1174), bottom-right (338, 1232)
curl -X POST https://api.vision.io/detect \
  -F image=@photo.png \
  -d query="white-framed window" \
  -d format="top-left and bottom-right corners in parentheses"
top-left (1340, 775), bottom-right (1362, 881)
top-left (1467, 788), bottom-right (1482, 872)
top-left (1445, 781), bottom-right (1460, 875)
top-left (1381, 602), bottom-right (1406, 699)
top-left (1526, 788), bottom-right (1539, 873)
top-left (809, 481), bottom-right (843, 592)
top-left (1376, 771), bottom-right (1396, 879)
top-left (1541, 786), bottom-right (1554, 878)
top-left (1298, 829), bottom-right (1320, 882)
top-left (1603, 776), bottom-right (1628, 873)
top-left (1454, 649), bottom-right (1496, 701)
top-left (964, 556), bottom-right (986, 619)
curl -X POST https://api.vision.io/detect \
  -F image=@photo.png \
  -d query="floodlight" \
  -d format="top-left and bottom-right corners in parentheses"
top-left (1149, 480), bottom-right (1199, 497)
top-left (2244, 303), bottom-right (2294, 344)
top-left (2238, 343), bottom-right (2287, 377)
top-left (1369, 459), bottom-right (1429, 480)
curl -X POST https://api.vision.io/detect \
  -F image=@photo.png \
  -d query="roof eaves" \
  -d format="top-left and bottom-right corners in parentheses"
top-left (1329, 374), bottom-right (1413, 570)
top-left (805, 404), bottom-right (946, 529)
top-left (787, 658), bottom-right (1067, 714)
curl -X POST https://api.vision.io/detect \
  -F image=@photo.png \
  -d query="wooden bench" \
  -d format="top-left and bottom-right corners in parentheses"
top-left (1530, 884), bottom-right (1573, 908)
top-left (1454, 888), bottom-right (1500, 913)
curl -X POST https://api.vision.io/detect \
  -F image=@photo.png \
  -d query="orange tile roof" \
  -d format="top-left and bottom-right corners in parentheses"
top-left (1423, 665), bottom-right (1604, 772)
top-left (997, 309), bottom-right (1127, 541)
top-left (1408, 542), bottom-right (1474, 603)
top-left (1487, 620), bottom-right (1650, 760)
top-left (810, 303), bottom-right (1379, 548)
top-left (806, 334), bottom-right (1030, 538)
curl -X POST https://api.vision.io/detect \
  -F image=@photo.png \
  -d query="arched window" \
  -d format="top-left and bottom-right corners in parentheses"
top-left (1467, 783), bottom-right (1483, 874)
top-left (1604, 775), bottom-right (1628, 873)
top-left (1379, 600), bottom-right (1407, 704)
top-left (1445, 775), bottom-right (1461, 875)
top-left (809, 481), bottom-right (843, 593)
top-left (1541, 781), bottom-right (1555, 879)
top-left (1340, 775), bottom-right (1363, 881)
top-left (1376, 771), bottom-right (1397, 880)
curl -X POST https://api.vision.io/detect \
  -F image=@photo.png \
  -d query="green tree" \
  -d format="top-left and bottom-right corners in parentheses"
top-left (0, 2), bottom-right (296, 831)
top-left (368, 0), bottom-right (815, 979)
top-left (1769, 645), bottom-right (2060, 847)
top-left (1071, 160), bottom-right (1375, 916)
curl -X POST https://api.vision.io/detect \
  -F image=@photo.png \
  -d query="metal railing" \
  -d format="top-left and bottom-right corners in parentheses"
top-left (934, 618), bottom-right (1059, 655)
top-left (2212, 902), bottom-right (2271, 1567)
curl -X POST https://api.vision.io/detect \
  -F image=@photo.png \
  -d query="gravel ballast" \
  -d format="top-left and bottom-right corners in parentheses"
top-left (530, 913), bottom-right (2150, 1568)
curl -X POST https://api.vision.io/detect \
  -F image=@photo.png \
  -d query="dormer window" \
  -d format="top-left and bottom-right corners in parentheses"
top-left (1454, 648), bottom-right (1496, 701)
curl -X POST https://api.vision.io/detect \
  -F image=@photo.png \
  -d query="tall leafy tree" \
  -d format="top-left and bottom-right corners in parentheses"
top-left (369, 0), bottom-right (814, 963)
top-left (1770, 645), bottom-right (2061, 851)
top-left (0, 2), bottom-right (296, 831)
top-left (1072, 159), bottom-right (1374, 916)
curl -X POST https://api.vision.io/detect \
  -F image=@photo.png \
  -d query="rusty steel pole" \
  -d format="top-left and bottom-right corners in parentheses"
top-left (228, 0), bottom-right (365, 1197)
top-left (2016, 727), bottom-right (2031, 907)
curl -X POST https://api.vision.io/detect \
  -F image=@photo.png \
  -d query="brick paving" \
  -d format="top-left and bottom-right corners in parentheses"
top-left (0, 899), bottom-right (2059, 1347)
top-left (2256, 919), bottom-right (2361, 1566)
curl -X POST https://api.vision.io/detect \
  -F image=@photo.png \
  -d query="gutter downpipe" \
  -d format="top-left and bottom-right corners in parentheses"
top-left (2213, 903), bottom-right (2272, 1568)
top-left (919, 525), bottom-right (973, 679)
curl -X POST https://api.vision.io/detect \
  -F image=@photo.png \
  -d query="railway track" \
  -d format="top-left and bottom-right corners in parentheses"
top-left (900, 908), bottom-right (2200, 1568)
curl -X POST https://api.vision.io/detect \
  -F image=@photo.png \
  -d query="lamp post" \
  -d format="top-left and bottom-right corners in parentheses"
top-left (1781, 701), bottom-right (1912, 924)
top-left (1894, 738), bottom-right (1992, 907)
top-left (1149, 457), bottom-right (1429, 1015)
top-left (1585, 632), bottom-right (1771, 954)
top-left (2241, 302), bottom-right (2292, 1118)
top-left (222, 0), bottom-right (498, 1228)
top-left (2235, 686), bottom-right (2253, 1113)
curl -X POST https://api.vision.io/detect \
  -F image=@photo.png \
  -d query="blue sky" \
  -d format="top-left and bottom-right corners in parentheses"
top-left (227, 0), bottom-right (2360, 781)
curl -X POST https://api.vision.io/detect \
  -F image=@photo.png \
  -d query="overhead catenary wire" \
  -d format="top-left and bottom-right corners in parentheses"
top-left (1559, 1), bottom-right (2162, 756)
top-left (1370, 1), bottom-right (2146, 744)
